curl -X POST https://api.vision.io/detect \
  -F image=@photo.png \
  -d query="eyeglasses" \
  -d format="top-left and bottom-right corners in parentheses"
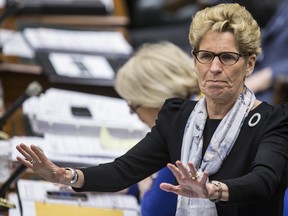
top-left (127, 103), bottom-right (141, 114)
top-left (192, 50), bottom-right (245, 65)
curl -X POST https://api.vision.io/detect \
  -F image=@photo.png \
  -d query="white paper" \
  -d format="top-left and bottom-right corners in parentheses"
top-left (0, 29), bottom-right (35, 58)
top-left (23, 88), bottom-right (148, 135)
top-left (10, 136), bottom-right (46, 162)
top-left (48, 53), bottom-right (115, 79)
top-left (10, 135), bottom-right (113, 165)
top-left (10, 130), bottom-right (141, 166)
top-left (23, 27), bottom-right (133, 56)
top-left (12, 89), bottom-right (149, 166)
top-left (8, 193), bottom-right (21, 216)
top-left (17, 179), bottom-right (139, 216)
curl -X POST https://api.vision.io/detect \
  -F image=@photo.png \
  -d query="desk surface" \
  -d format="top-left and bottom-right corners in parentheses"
top-left (0, 0), bottom-right (130, 29)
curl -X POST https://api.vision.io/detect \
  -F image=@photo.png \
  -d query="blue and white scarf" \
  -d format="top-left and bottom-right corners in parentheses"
top-left (177, 87), bottom-right (255, 216)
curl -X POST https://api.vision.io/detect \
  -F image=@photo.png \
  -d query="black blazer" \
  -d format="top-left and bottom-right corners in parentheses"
top-left (76, 98), bottom-right (288, 216)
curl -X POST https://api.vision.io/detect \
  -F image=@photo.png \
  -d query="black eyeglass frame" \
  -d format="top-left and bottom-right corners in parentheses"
top-left (192, 50), bottom-right (246, 65)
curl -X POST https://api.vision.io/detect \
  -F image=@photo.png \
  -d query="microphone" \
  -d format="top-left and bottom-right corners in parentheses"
top-left (0, 81), bottom-right (42, 129)
top-left (0, 81), bottom-right (42, 211)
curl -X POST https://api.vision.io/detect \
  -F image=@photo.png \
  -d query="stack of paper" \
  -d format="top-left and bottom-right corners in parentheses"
top-left (13, 89), bottom-right (149, 166)
top-left (10, 131), bottom-right (141, 166)
top-left (10, 88), bottom-right (149, 167)
top-left (16, 179), bottom-right (139, 216)
top-left (23, 88), bottom-right (148, 136)
top-left (23, 27), bottom-right (133, 57)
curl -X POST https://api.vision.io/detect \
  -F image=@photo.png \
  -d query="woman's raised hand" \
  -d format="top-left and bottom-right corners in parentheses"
top-left (16, 143), bottom-right (68, 184)
top-left (160, 160), bottom-right (210, 198)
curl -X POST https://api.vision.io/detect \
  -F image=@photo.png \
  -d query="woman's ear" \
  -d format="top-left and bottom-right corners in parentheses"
top-left (246, 54), bottom-right (257, 77)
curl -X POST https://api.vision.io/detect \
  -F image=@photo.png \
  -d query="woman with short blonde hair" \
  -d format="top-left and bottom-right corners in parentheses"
top-left (115, 41), bottom-right (199, 109)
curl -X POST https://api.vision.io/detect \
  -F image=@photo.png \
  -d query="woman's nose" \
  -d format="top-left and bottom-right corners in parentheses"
top-left (209, 56), bottom-right (222, 74)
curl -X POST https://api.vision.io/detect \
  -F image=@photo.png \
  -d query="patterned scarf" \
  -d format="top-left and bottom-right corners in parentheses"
top-left (176, 87), bottom-right (255, 216)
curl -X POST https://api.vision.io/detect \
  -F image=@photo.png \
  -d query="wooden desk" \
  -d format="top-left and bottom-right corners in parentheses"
top-left (0, 0), bottom-right (130, 30)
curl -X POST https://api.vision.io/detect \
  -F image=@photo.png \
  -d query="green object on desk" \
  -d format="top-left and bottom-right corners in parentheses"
top-left (0, 197), bottom-right (15, 210)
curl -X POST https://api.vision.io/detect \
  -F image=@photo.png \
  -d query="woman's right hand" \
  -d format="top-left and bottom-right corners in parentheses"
top-left (160, 160), bottom-right (209, 198)
top-left (16, 143), bottom-right (69, 184)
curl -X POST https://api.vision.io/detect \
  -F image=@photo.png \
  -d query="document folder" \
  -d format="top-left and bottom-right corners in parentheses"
top-left (36, 51), bottom-right (128, 86)
top-left (17, 179), bottom-right (140, 216)
top-left (34, 203), bottom-right (126, 216)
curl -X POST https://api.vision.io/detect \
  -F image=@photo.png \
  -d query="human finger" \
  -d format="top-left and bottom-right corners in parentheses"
top-left (16, 143), bottom-right (32, 161)
top-left (30, 144), bottom-right (49, 164)
top-left (160, 182), bottom-right (181, 194)
top-left (18, 143), bottom-right (41, 162)
top-left (16, 143), bottom-right (39, 167)
top-left (199, 171), bottom-right (209, 185)
top-left (175, 160), bottom-right (197, 179)
top-left (167, 163), bottom-right (183, 180)
top-left (16, 155), bottom-right (33, 169)
top-left (187, 162), bottom-right (199, 180)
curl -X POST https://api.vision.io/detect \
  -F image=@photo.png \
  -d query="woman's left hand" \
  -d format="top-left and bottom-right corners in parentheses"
top-left (160, 160), bottom-right (210, 198)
